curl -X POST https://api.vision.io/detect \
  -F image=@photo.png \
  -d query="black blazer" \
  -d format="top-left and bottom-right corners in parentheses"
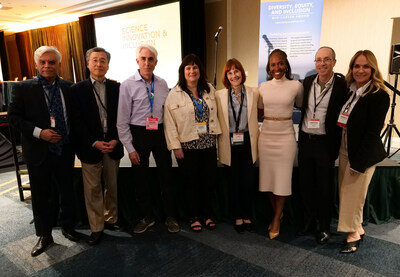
top-left (346, 88), bottom-right (389, 173)
top-left (299, 73), bottom-right (348, 160)
top-left (8, 78), bottom-right (73, 166)
top-left (70, 78), bottom-right (123, 163)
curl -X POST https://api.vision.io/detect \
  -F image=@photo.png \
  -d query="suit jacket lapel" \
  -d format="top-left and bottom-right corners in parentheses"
top-left (32, 79), bottom-right (51, 117)
top-left (221, 89), bottom-right (229, 131)
top-left (245, 85), bottom-right (253, 122)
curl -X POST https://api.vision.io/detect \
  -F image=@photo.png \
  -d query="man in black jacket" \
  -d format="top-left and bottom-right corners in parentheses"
top-left (71, 47), bottom-right (123, 245)
top-left (9, 46), bottom-right (79, 257)
top-left (298, 46), bottom-right (348, 244)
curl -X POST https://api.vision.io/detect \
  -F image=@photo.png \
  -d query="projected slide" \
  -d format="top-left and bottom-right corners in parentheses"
top-left (95, 2), bottom-right (182, 87)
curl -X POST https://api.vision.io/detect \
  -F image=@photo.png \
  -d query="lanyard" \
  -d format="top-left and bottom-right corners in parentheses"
top-left (43, 88), bottom-right (57, 115)
top-left (91, 82), bottom-right (107, 114)
top-left (229, 88), bottom-right (244, 133)
top-left (145, 78), bottom-right (155, 116)
top-left (189, 90), bottom-right (203, 119)
top-left (139, 73), bottom-right (155, 116)
top-left (312, 82), bottom-right (330, 118)
top-left (344, 92), bottom-right (357, 113)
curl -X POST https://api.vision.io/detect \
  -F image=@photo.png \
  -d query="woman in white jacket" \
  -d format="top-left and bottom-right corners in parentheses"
top-left (215, 59), bottom-right (259, 233)
top-left (164, 54), bottom-right (221, 232)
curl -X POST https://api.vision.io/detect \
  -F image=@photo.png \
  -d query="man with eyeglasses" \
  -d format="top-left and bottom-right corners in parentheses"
top-left (297, 46), bottom-right (348, 244)
top-left (71, 47), bottom-right (124, 245)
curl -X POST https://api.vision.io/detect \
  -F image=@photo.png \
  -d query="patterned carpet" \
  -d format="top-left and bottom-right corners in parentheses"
top-left (1, 187), bottom-right (400, 277)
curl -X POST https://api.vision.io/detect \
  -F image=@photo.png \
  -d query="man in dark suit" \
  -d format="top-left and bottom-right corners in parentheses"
top-left (70, 47), bottom-right (123, 245)
top-left (9, 46), bottom-right (79, 257)
top-left (298, 46), bottom-right (348, 244)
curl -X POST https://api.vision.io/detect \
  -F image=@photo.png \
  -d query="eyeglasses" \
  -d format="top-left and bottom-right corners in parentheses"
top-left (314, 58), bottom-right (333, 64)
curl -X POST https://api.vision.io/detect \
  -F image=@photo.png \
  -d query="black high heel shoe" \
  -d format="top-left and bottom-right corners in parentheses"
top-left (244, 222), bottom-right (256, 233)
top-left (341, 239), bottom-right (361, 253)
top-left (234, 223), bottom-right (245, 234)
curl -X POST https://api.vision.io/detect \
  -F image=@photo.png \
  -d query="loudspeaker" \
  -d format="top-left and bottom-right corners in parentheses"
top-left (390, 44), bottom-right (400, 74)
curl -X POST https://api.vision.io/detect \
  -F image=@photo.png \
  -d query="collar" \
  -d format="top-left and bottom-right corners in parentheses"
top-left (229, 86), bottom-right (246, 96)
top-left (90, 76), bottom-right (106, 85)
top-left (313, 73), bottom-right (335, 86)
top-left (134, 69), bottom-right (155, 83)
top-left (350, 80), bottom-right (372, 96)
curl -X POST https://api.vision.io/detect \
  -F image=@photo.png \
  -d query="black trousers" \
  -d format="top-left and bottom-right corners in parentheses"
top-left (227, 132), bottom-right (255, 220)
top-left (177, 146), bottom-right (217, 220)
top-left (27, 144), bottom-right (76, 237)
top-left (130, 124), bottom-right (175, 219)
top-left (298, 131), bottom-right (336, 232)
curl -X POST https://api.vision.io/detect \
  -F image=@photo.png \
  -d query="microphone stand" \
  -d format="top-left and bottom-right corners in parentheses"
top-left (213, 35), bottom-right (219, 88)
top-left (381, 73), bottom-right (400, 157)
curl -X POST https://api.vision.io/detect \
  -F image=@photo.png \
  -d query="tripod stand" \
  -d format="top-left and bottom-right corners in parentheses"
top-left (381, 73), bottom-right (400, 157)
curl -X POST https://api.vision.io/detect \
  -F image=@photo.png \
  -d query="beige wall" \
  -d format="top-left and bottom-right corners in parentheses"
top-left (205, 0), bottom-right (400, 142)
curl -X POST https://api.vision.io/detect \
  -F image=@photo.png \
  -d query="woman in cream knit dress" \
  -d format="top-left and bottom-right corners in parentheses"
top-left (258, 49), bottom-right (303, 239)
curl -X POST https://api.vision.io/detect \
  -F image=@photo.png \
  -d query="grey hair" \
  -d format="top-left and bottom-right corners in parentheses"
top-left (86, 47), bottom-right (111, 63)
top-left (34, 46), bottom-right (62, 64)
top-left (316, 46), bottom-right (336, 60)
top-left (136, 44), bottom-right (158, 60)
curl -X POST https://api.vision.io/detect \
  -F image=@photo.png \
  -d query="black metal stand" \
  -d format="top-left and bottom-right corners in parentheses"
top-left (213, 36), bottom-right (219, 88)
top-left (381, 74), bottom-right (400, 157)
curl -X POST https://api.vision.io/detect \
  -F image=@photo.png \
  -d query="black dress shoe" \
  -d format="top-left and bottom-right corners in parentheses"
top-left (87, 231), bottom-right (103, 246)
top-left (234, 223), bottom-right (245, 234)
top-left (244, 222), bottom-right (257, 233)
top-left (62, 228), bottom-right (80, 242)
top-left (31, 236), bottom-right (54, 257)
top-left (104, 222), bottom-right (121, 231)
top-left (298, 218), bottom-right (314, 236)
top-left (316, 231), bottom-right (331, 245)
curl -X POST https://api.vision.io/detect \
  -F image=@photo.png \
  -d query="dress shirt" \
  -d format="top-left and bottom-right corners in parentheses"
top-left (228, 86), bottom-right (248, 133)
top-left (90, 76), bottom-right (107, 133)
top-left (33, 78), bottom-right (68, 138)
top-left (117, 70), bottom-right (169, 153)
top-left (339, 80), bottom-right (372, 116)
top-left (301, 73), bottom-right (334, 135)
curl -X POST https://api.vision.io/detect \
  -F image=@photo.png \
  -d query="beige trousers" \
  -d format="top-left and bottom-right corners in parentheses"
top-left (337, 129), bottom-right (376, 233)
top-left (82, 154), bottom-right (120, 232)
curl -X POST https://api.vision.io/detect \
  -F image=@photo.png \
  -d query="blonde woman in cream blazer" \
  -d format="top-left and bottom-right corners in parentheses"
top-left (215, 59), bottom-right (260, 234)
top-left (164, 54), bottom-right (221, 233)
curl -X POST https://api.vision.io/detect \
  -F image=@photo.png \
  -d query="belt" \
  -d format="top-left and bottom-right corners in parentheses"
top-left (264, 116), bottom-right (291, 121)
top-left (300, 131), bottom-right (327, 140)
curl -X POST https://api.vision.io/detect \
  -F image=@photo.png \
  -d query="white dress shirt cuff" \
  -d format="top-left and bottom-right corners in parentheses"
top-left (33, 127), bottom-right (42, 139)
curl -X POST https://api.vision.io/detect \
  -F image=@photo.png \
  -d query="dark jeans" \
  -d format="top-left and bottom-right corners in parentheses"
top-left (177, 146), bottom-right (217, 220)
top-left (27, 144), bottom-right (76, 237)
top-left (227, 132), bottom-right (255, 221)
top-left (130, 124), bottom-right (176, 219)
top-left (298, 131), bottom-right (336, 232)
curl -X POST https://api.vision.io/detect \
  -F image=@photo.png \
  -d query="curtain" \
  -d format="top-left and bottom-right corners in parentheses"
top-left (15, 32), bottom-right (34, 79)
top-left (79, 15), bottom-right (97, 79)
top-left (28, 21), bottom-right (85, 82)
top-left (0, 31), bottom-right (10, 81)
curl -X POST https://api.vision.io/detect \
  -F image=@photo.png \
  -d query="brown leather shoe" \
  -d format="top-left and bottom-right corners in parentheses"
top-left (31, 236), bottom-right (54, 257)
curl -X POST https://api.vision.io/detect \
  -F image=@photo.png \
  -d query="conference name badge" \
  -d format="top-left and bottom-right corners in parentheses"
top-left (307, 119), bottom-right (320, 129)
top-left (337, 112), bottom-right (349, 128)
top-left (146, 117), bottom-right (159, 130)
top-left (197, 122), bottom-right (207, 134)
top-left (50, 116), bottom-right (56, 128)
top-left (231, 132), bottom-right (244, 146)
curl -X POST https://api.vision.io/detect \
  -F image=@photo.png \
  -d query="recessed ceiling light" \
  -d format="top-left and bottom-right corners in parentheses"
top-left (0, 3), bottom-right (3, 9)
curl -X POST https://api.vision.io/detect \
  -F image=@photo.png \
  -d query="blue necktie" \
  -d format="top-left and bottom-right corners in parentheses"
top-left (38, 74), bottom-right (68, 156)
